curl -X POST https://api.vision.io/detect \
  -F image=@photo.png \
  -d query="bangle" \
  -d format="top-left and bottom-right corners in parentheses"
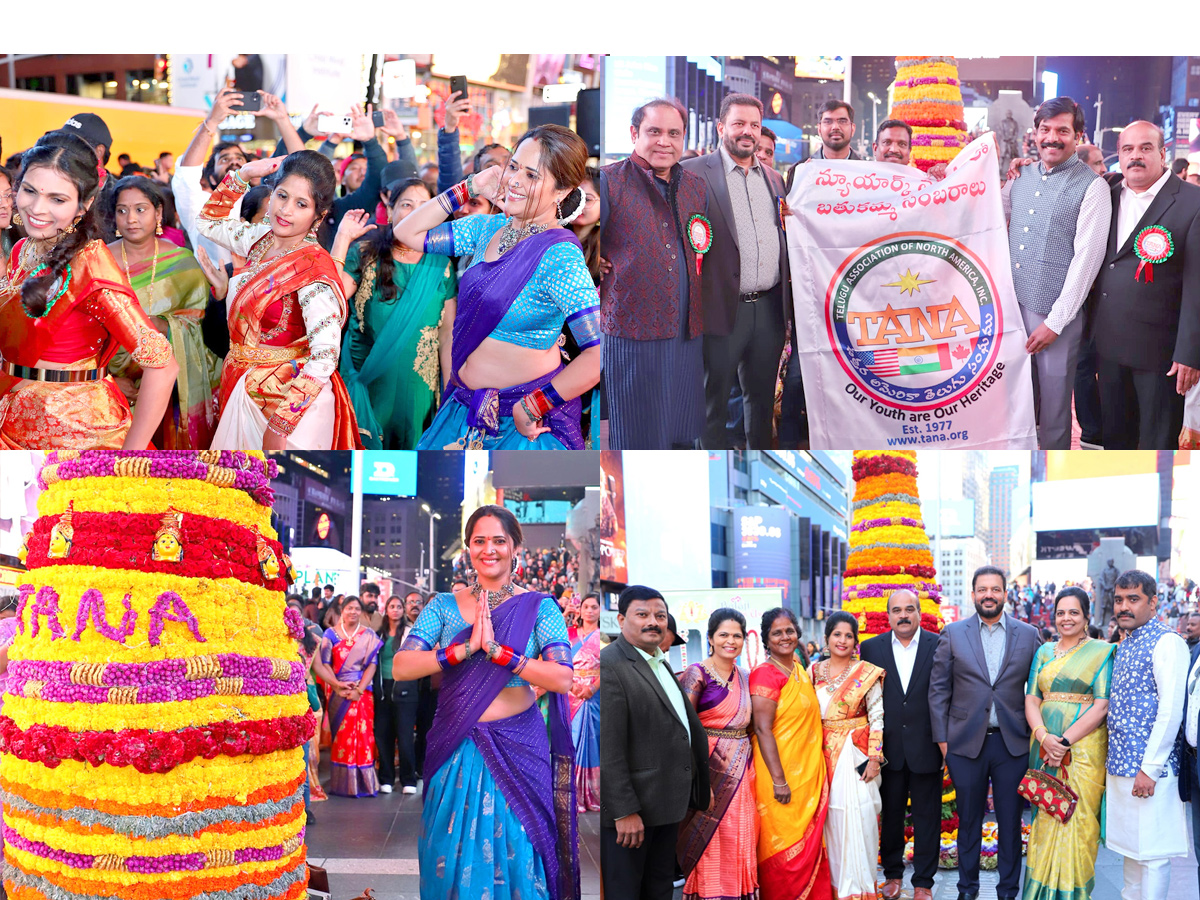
top-left (542, 382), bottom-right (565, 408)
top-left (525, 389), bottom-right (554, 419)
top-left (772, 780), bottom-right (788, 788)
top-left (230, 169), bottom-right (250, 192)
top-left (519, 395), bottom-right (542, 424)
top-left (465, 173), bottom-right (479, 199)
top-left (512, 655), bottom-right (530, 677)
top-left (487, 641), bottom-right (516, 667)
top-left (436, 643), bottom-right (465, 670)
top-left (331, 255), bottom-right (346, 268)
top-left (435, 181), bottom-right (470, 217)
top-left (1033, 726), bottom-right (1047, 741)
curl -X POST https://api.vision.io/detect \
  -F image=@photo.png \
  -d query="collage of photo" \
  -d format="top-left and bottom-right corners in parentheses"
top-left (0, 49), bottom-right (1198, 900)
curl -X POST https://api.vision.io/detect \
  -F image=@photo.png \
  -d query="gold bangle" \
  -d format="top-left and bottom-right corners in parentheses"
top-left (331, 256), bottom-right (346, 268)
top-left (1033, 726), bottom-right (1047, 741)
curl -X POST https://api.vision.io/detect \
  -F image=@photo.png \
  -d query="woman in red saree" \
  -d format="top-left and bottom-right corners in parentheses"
top-left (313, 596), bottom-right (382, 797)
top-left (750, 607), bottom-right (832, 900)
top-left (196, 150), bottom-right (359, 450)
top-left (0, 131), bottom-right (178, 449)
top-left (677, 608), bottom-right (759, 900)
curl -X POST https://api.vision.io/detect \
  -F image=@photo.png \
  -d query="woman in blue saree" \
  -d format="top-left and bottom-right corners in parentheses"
top-left (394, 125), bottom-right (600, 450)
top-left (394, 504), bottom-right (579, 900)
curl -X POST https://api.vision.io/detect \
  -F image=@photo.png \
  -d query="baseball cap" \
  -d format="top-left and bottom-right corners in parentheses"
top-left (61, 113), bottom-right (112, 151)
top-left (665, 613), bottom-right (687, 647)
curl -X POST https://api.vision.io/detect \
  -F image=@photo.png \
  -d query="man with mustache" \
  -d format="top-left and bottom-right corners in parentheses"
top-left (683, 93), bottom-right (791, 450)
top-left (600, 585), bottom-right (708, 899)
top-left (1084, 120), bottom-right (1200, 449)
top-left (930, 566), bottom-right (1040, 900)
top-left (859, 589), bottom-right (941, 900)
top-left (1003, 96), bottom-right (1111, 449)
top-left (785, 99), bottom-right (863, 192)
top-left (874, 119), bottom-right (913, 168)
top-left (1104, 569), bottom-right (1189, 900)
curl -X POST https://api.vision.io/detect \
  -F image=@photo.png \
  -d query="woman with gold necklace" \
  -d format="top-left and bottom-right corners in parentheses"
top-left (313, 595), bottom-right (382, 797)
top-left (394, 504), bottom-right (578, 900)
top-left (750, 607), bottom-right (832, 900)
top-left (811, 611), bottom-right (884, 900)
top-left (106, 176), bottom-right (221, 449)
top-left (0, 131), bottom-right (178, 449)
top-left (677, 608), bottom-right (759, 900)
top-left (1022, 587), bottom-right (1114, 900)
top-left (331, 178), bottom-right (457, 449)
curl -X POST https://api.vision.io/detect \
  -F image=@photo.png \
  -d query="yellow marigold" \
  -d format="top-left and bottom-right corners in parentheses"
top-left (852, 502), bottom-right (922, 525)
top-left (3, 690), bottom-right (307, 733)
top-left (4, 844), bottom-right (305, 887)
top-left (848, 524), bottom-right (929, 548)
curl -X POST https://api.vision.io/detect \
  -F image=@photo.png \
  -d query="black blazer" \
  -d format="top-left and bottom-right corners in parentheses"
top-left (1086, 174), bottom-right (1200, 372)
top-left (600, 634), bottom-right (709, 829)
top-left (859, 628), bottom-right (942, 774)
top-left (681, 150), bottom-right (792, 337)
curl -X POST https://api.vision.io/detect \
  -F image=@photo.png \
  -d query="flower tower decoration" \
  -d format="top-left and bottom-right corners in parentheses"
top-left (2, 450), bottom-right (313, 900)
top-left (890, 56), bottom-right (968, 172)
top-left (842, 450), bottom-right (961, 864)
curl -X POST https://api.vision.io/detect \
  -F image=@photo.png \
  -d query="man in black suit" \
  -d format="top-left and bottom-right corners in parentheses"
top-left (682, 93), bottom-right (791, 450)
top-left (1086, 120), bottom-right (1200, 448)
top-left (930, 566), bottom-right (1041, 900)
top-left (600, 585), bottom-right (709, 899)
top-left (860, 589), bottom-right (941, 900)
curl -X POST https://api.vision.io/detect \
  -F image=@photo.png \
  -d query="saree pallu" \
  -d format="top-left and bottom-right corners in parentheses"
top-left (749, 662), bottom-right (832, 900)
top-left (569, 630), bottom-right (602, 812)
top-left (323, 629), bottom-right (382, 797)
top-left (815, 661), bottom-right (884, 900)
top-left (677, 664), bottom-right (759, 900)
top-left (419, 593), bottom-right (579, 900)
top-left (108, 244), bottom-right (221, 450)
top-left (1022, 640), bottom-right (1114, 900)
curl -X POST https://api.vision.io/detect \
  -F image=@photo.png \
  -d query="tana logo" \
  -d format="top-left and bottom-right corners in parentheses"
top-left (825, 232), bottom-right (1002, 411)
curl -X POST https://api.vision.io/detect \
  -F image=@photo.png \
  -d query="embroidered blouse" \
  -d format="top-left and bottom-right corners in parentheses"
top-left (423, 214), bottom-right (601, 351)
top-left (400, 591), bottom-right (571, 688)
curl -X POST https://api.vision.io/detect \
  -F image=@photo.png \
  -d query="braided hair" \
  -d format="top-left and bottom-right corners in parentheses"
top-left (15, 131), bottom-right (106, 317)
top-left (358, 178), bottom-right (432, 303)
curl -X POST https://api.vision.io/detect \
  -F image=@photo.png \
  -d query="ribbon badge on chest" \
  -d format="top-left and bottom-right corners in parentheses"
top-left (1133, 225), bottom-right (1173, 283)
top-left (687, 214), bottom-right (713, 278)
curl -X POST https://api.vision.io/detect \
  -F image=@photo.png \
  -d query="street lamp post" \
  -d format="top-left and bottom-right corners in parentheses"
top-left (420, 503), bottom-right (442, 592)
top-left (867, 92), bottom-right (881, 152)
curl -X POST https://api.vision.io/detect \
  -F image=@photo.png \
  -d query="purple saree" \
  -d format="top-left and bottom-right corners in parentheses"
top-left (423, 591), bottom-right (580, 900)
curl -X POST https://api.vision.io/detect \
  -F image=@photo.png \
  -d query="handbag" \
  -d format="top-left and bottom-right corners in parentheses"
top-left (1018, 747), bottom-right (1078, 823)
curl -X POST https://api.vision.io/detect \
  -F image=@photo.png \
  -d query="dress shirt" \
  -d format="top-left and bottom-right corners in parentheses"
top-left (891, 628), bottom-right (921, 694)
top-left (1185, 650), bottom-right (1200, 748)
top-left (635, 643), bottom-right (691, 741)
top-left (1117, 166), bottom-right (1173, 249)
top-left (718, 145), bottom-right (779, 293)
top-left (979, 614), bottom-right (1007, 728)
top-left (1140, 631), bottom-right (1188, 780)
top-left (172, 164), bottom-right (239, 268)
top-left (1001, 168), bottom-right (1111, 334)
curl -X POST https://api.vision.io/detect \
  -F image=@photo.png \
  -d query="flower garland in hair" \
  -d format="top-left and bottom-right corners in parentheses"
top-left (557, 186), bottom-right (587, 226)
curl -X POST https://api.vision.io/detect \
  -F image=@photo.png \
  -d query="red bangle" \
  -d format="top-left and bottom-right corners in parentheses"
top-left (491, 643), bottom-right (515, 667)
top-left (526, 389), bottom-right (553, 419)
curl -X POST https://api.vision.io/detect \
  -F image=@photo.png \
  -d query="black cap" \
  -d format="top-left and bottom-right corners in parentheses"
top-left (665, 613), bottom-right (686, 647)
top-left (381, 159), bottom-right (418, 190)
top-left (61, 113), bottom-right (112, 151)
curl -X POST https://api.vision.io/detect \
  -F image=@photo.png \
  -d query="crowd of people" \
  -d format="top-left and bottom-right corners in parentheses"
top-left (3, 82), bottom-right (1195, 452)
top-left (602, 566), bottom-right (1197, 900)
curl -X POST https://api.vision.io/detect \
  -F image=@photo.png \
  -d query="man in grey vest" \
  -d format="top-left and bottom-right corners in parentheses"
top-left (1003, 97), bottom-right (1111, 449)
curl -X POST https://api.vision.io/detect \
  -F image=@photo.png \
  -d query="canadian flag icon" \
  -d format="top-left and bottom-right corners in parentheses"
top-left (950, 338), bottom-right (978, 361)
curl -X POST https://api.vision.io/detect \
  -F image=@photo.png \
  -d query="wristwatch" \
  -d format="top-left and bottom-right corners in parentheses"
top-left (1061, 734), bottom-right (1072, 747)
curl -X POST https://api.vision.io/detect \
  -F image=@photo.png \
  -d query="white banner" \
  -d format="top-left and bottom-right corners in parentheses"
top-left (787, 134), bottom-right (1036, 449)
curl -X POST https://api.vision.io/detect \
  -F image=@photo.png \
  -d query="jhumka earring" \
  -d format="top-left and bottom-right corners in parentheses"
top-left (155, 222), bottom-right (163, 236)
top-left (12, 212), bottom-right (20, 226)
top-left (114, 228), bottom-right (121, 238)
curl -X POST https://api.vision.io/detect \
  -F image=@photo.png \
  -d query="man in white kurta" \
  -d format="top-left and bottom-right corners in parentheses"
top-left (1105, 570), bottom-right (1189, 900)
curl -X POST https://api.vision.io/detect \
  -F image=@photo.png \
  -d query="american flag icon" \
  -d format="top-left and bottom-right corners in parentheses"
top-left (848, 347), bottom-right (900, 376)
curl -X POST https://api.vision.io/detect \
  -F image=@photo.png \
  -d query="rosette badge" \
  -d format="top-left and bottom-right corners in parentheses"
top-left (1133, 225), bottom-right (1173, 283)
top-left (3, 450), bottom-right (313, 900)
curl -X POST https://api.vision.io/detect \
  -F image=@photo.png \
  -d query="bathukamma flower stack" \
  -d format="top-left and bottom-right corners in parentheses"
top-left (891, 56), bottom-right (968, 172)
top-left (2, 450), bottom-right (312, 900)
top-left (841, 449), bottom-right (944, 638)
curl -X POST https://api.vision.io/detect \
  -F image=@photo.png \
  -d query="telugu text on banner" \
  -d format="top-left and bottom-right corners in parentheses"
top-left (786, 134), bottom-right (1037, 449)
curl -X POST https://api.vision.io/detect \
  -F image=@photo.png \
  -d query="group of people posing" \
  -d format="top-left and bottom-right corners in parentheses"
top-left (602, 566), bottom-right (1194, 900)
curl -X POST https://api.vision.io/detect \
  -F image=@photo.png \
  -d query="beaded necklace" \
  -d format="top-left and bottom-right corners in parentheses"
top-left (469, 580), bottom-right (517, 610)
top-left (121, 237), bottom-right (159, 309)
top-left (12, 239), bottom-right (71, 319)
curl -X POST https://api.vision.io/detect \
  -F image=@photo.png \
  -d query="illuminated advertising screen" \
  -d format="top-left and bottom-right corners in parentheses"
top-left (1031, 473), bottom-right (1159, 531)
top-left (733, 506), bottom-right (792, 600)
top-left (598, 450), bottom-right (627, 585)
top-left (602, 56), bottom-right (667, 157)
top-left (357, 451), bottom-right (418, 497)
top-left (1044, 451), bottom-right (1156, 481)
top-left (623, 451), bottom-right (712, 592)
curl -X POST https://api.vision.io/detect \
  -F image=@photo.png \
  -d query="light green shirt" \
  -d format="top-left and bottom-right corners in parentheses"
top-left (635, 644), bottom-right (691, 742)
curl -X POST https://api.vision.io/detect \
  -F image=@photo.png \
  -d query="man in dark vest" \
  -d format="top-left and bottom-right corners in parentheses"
top-left (598, 97), bottom-right (707, 449)
top-left (1004, 97), bottom-right (1110, 449)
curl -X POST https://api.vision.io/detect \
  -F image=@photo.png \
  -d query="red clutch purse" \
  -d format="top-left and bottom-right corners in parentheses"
top-left (1018, 748), bottom-right (1078, 823)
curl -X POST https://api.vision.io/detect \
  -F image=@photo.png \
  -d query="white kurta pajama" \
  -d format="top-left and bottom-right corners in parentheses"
top-left (1104, 620), bottom-right (1189, 900)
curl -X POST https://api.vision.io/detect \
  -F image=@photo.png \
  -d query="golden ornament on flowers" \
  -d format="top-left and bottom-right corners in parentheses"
top-left (47, 501), bottom-right (75, 559)
top-left (256, 530), bottom-right (280, 581)
top-left (151, 508), bottom-right (185, 562)
top-left (19, 531), bottom-right (30, 565)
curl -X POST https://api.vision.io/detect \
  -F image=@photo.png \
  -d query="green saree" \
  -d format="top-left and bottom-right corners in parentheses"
top-left (340, 242), bottom-right (456, 449)
top-left (107, 242), bottom-right (222, 450)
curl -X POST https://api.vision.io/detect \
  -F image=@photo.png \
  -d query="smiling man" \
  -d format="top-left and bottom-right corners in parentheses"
top-left (1085, 120), bottom-right (1200, 449)
top-left (1105, 569), bottom-right (1189, 900)
top-left (874, 119), bottom-right (914, 168)
top-left (598, 97), bottom-right (707, 449)
top-left (600, 585), bottom-right (708, 900)
top-left (1003, 96), bottom-right (1111, 450)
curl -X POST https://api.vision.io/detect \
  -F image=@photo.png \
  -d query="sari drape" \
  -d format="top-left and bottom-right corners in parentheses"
top-left (814, 660), bottom-right (884, 900)
top-left (569, 629), bottom-right (602, 812)
top-left (417, 228), bottom-right (584, 450)
top-left (341, 247), bottom-right (455, 449)
top-left (677, 664), bottom-right (759, 900)
top-left (320, 627), bottom-right (382, 797)
top-left (750, 661), bottom-right (832, 900)
top-left (108, 243), bottom-right (221, 450)
top-left (418, 592), bottom-right (579, 900)
top-left (1022, 639), bottom-right (1114, 900)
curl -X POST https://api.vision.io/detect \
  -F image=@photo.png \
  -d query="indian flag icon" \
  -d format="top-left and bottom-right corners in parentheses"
top-left (897, 338), bottom-right (978, 374)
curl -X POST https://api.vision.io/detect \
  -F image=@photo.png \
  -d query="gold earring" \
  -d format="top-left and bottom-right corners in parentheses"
top-left (64, 220), bottom-right (76, 235)
top-left (114, 228), bottom-right (121, 238)
top-left (155, 222), bottom-right (163, 236)
top-left (12, 212), bottom-right (21, 226)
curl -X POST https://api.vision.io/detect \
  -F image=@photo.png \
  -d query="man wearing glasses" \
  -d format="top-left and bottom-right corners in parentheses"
top-left (786, 100), bottom-right (863, 191)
